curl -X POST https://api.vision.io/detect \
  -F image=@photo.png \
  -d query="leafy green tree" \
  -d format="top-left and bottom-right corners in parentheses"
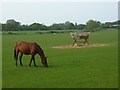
top-left (102, 22), bottom-right (112, 28)
top-left (6, 19), bottom-right (21, 31)
top-left (50, 21), bottom-right (74, 30)
top-left (50, 23), bottom-right (60, 30)
top-left (86, 20), bottom-right (101, 32)
top-left (102, 20), bottom-right (120, 29)
top-left (0, 23), bottom-right (2, 31)
top-left (19, 24), bottom-right (30, 31)
top-left (77, 24), bottom-right (86, 30)
top-left (64, 21), bottom-right (75, 30)
top-left (2, 19), bottom-right (119, 31)
top-left (2, 24), bottom-right (7, 31)
top-left (29, 23), bottom-right (46, 30)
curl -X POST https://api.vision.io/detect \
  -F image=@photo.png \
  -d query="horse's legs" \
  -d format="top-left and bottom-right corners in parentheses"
top-left (16, 50), bottom-right (19, 66)
top-left (29, 55), bottom-right (37, 67)
top-left (84, 39), bottom-right (89, 45)
top-left (29, 56), bottom-right (33, 66)
top-left (83, 39), bottom-right (86, 45)
top-left (72, 39), bottom-right (77, 46)
top-left (86, 39), bottom-right (89, 45)
top-left (33, 56), bottom-right (37, 67)
top-left (19, 53), bottom-right (23, 66)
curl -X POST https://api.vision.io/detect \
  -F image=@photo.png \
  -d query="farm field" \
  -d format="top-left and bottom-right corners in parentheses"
top-left (2, 30), bottom-right (118, 88)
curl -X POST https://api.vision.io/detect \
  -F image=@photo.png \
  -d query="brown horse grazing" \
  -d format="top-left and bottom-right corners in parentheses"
top-left (14, 41), bottom-right (48, 67)
top-left (70, 32), bottom-right (90, 46)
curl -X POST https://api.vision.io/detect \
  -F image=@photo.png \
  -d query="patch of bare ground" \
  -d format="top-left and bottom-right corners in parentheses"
top-left (51, 44), bottom-right (110, 49)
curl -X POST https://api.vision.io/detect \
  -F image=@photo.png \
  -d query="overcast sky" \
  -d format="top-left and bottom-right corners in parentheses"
top-left (0, 0), bottom-right (119, 25)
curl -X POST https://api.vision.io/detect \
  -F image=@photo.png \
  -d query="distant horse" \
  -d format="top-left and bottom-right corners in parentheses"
top-left (14, 41), bottom-right (48, 67)
top-left (70, 32), bottom-right (90, 46)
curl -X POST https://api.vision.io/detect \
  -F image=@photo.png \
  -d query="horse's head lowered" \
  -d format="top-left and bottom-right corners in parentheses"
top-left (42, 57), bottom-right (48, 67)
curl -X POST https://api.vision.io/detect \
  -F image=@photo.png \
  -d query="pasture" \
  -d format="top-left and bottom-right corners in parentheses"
top-left (2, 30), bottom-right (118, 88)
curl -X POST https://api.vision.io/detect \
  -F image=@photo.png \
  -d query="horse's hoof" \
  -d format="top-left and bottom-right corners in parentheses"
top-left (29, 65), bottom-right (31, 67)
top-left (34, 65), bottom-right (37, 67)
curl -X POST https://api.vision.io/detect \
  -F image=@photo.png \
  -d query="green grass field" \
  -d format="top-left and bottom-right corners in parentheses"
top-left (2, 30), bottom-right (118, 88)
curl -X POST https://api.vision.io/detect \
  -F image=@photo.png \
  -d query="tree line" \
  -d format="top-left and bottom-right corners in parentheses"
top-left (1, 19), bottom-right (119, 32)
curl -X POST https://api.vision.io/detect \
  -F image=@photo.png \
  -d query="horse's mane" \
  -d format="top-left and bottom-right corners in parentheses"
top-left (35, 43), bottom-right (45, 57)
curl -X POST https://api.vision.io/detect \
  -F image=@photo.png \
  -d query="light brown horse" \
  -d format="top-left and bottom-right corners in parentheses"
top-left (70, 32), bottom-right (90, 46)
top-left (14, 41), bottom-right (48, 67)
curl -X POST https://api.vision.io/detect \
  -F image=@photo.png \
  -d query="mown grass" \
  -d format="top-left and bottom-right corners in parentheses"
top-left (2, 30), bottom-right (118, 88)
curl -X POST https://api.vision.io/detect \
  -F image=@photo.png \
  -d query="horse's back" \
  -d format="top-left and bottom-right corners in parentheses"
top-left (15, 41), bottom-right (38, 55)
top-left (77, 32), bottom-right (89, 39)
